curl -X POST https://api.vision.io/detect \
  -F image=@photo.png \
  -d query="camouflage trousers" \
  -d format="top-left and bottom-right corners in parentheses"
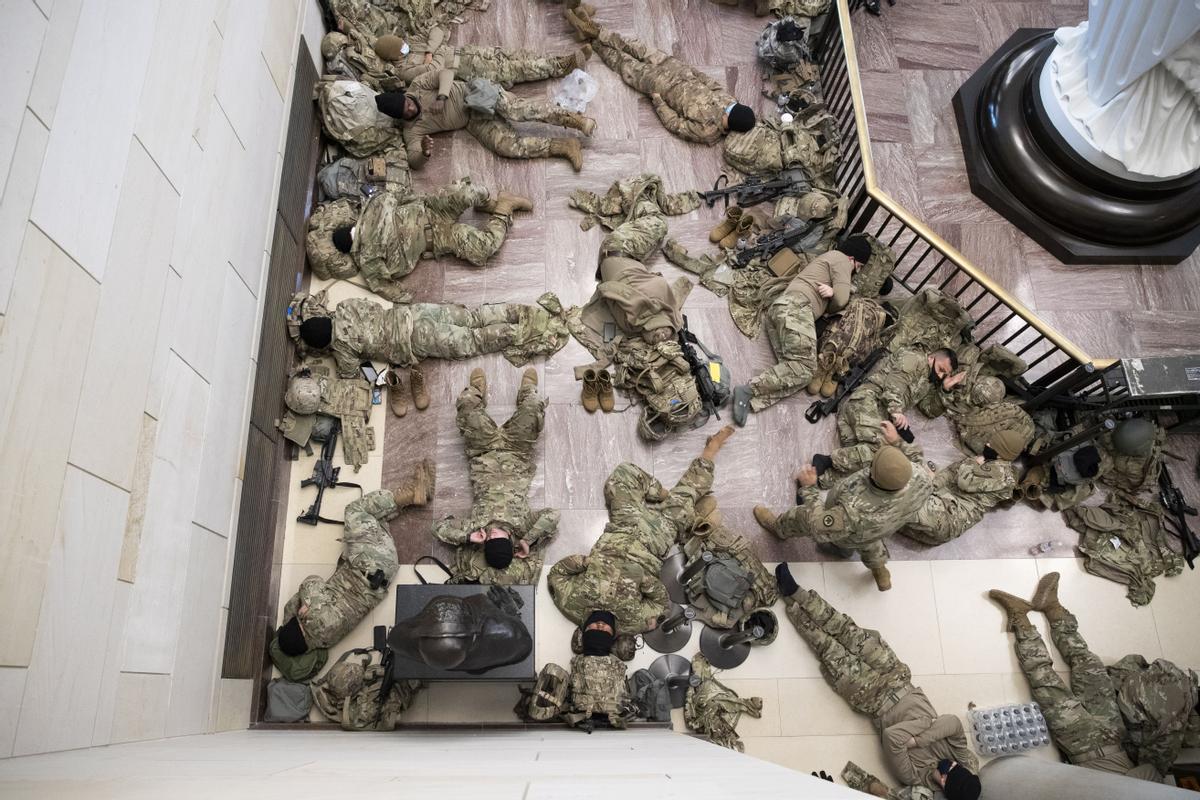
top-left (600, 213), bottom-right (668, 265)
top-left (832, 389), bottom-right (887, 473)
top-left (901, 494), bottom-right (978, 546)
top-left (409, 298), bottom-right (566, 366)
top-left (424, 181), bottom-right (509, 267)
top-left (456, 379), bottom-right (543, 461)
top-left (749, 294), bottom-right (817, 412)
top-left (777, 505), bottom-right (892, 570)
top-left (466, 92), bottom-right (588, 161)
top-left (595, 29), bottom-right (680, 97)
top-left (842, 762), bottom-right (933, 800)
top-left (458, 47), bottom-right (573, 89)
top-left (783, 589), bottom-right (911, 717)
top-left (1013, 614), bottom-right (1128, 762)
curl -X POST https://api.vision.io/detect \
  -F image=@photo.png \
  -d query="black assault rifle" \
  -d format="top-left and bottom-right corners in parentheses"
top-left (733, 216), bottom-right (819, 268)
top-left (373, 624), bottom-right (398, 725)
top-left (805, 346), bottom-right (886, 424)
top-left (699, 168), bottom-right (811, 210)
top-left (678, 316), bottom-right (724, 421)
top-left (1159, 465), bottom-right (1199, 569)
top-left (297, 417), bottom-right (361, 525)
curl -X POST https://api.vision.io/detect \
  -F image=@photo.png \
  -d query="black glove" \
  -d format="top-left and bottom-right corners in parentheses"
top-left (812, 770), bottom-right (834, 782)
top-left (775, 562), bottom-right (800, 597)
top-left (898, 426), bottom-right (915, 444)
top-left (368, 568), bottom-right (387, 590)
top-left (812, 453), bottom-right (834, 475)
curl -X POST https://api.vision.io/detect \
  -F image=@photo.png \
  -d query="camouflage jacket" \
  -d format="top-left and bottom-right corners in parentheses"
top-left (567, 173), bottom-right (700, 233)
top-left (306, 198), bottom-right (362, 283)
top-left (684, 653), bottom-right (763, 751)
top-left (651, 73), bottom-right (732, 146)
top-left (885, 288), bottom-right (972, 356)
top-left (547, 551), bottom-right (670, 632)
top-left (1108, 654), bottom-right (1200, 775)
top-left (858, 348), bottom-right (935, 418)
top-left (281, 491), bottom-right (400, 649)
top-left (790, 459), bottom-right (932, 548)
top-left (352, 189), bottom-right (433, 302)
top-left (722, 111), bottom-right (839, 187)
top-left (564, 654), bottom-right (634, 728)
top-left (315, 78), bottom-right (404, 158)
top-left (435, 509), bottom-right (559, 586)
top-left (903, 457), bottom-right (1017, 545)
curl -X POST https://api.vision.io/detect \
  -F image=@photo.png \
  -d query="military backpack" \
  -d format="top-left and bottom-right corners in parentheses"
top-left (309, 647), bottom-right (423, 731)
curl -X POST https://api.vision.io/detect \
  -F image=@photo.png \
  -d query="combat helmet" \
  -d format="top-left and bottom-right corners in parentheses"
top-left (284, 373), bottom-right (322, 415)
top-left (1113, 417), bottom-right (1155, 457)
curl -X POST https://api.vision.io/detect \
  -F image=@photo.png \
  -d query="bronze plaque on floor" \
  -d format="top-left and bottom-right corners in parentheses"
top-left (389, 584), bottom-right (536, 681)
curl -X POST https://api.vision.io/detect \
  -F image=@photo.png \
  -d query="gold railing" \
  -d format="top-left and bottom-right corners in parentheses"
top-left (814, 0), bottom-right (1116, 395)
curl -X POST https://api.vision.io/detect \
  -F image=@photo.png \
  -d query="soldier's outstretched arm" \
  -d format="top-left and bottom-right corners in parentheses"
top-left (649, 94), bottom-right (720, 145)
top-left (638, 575), bottom-right (670, 627)
top-left (432, 515), bottom-right (470, 546)
top-left (362, 274), bottom-right (413, 304)
top-left (525, 508), bottom-right (560, 546)
top-left (603, 462), bottom-right (665, 514)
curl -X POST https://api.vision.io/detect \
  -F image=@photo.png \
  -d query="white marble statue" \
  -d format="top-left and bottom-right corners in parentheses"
top-left (1038, 0), bottom-right (1200, 180)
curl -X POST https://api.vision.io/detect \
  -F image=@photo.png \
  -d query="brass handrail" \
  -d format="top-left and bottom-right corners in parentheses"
top-left (833, 0), bottom-right (1099, 368)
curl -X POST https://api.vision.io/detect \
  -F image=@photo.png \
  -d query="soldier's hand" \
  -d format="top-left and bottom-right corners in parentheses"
top-left (432, 96), bottom-right (447, 114)
top-left (880, 420), bottom-right (900, 445)
top-left (469, 529), bottom-right (487, 544)
top-left (515, 539), bottom-right (531, 559)
top-left (650, 92), bottom-right (663, 104)
top-left (942, 371), bottom-right (966, 391)
top-left (890, 412), bottom-right (909, 430)
top-left (422, 135), bottom-right (434, 157)
top-left (645, 616), bottom-right (659, 631)
top-left (815, 282), bottom-right (834, 298)
top-left (423, 51), bottom-right (434, 65)
top-left (795, 465), bottom-right (818, 487)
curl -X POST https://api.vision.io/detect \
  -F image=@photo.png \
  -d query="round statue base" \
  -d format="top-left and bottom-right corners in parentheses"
top-left (952, 28), bottom-right (1200, 265)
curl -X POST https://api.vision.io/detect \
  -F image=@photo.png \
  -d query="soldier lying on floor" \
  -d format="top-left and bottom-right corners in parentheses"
top-left (432, 368), bottom-right (558, 585)
top-left (306, 179), bottom-right (532, 302)
top-left (548, 426), bottom-right (736, 632)
top-left (775, 563), bottom-right (983, 800)
top-left (991, 572), bottom-right (1200, 782)
top-left (269, 464), bottom-right (435, 682)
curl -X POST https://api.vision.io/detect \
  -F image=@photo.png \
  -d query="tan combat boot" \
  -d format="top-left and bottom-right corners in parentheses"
top-left (384, 369), bottom-right (408, 417)
top-left (596, 369), bottom-right (614, 412)
top-left (521, 367), bottom-right (538, 389)
top-left (988, 589), bottom-right (1034, 631)
top-left (805, 375), bottom-right (824, 396)
top-left (581, 368), bottom-right (600, 413)
top-left (709, 207), bottom-right (743, 243)
top-left (753, 505), bottom-right (780, 536)
top-left (393, 459), bottom-right (437, 507)
top-left (866, 780), bottom-right (890, 798)
top-left (1031, 571), bottom-right (1067, 620)
top-left (550, 138), bottom-right (583, 171)
top-left (469, 367), bottom-right (488, 401)
top-left (563, 7), bottom-right (599, 40)
top-left (485, 191), bottom-right (534, 217)
top-left (410, 365), bottom-right (430, 411)
top-left (820, 378), bottom-right (838, 398)
top-left (871, 565), bottom-right (892, 592)
top-left (694, 494), bottom-right (723, 527)
top-left (575, 116), bottom-right (597, 137)
top-left (719, 212), bottom-right (755, 249)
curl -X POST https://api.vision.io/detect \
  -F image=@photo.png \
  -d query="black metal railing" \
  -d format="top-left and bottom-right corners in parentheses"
top-left (812, 0), bottom-right (1093, 395)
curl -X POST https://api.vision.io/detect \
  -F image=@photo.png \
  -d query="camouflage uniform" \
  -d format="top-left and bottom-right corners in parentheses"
top-left (315, 78), bottom-right (405, 158)
top-left (321, 31), bottom-right (405, 91)
top-left (747, 250), bottom-right (856, 412)
top-left (401, 72), bottom-right (591, 169)
top-left (901, 457), bottom-right (1018, 546)
top-left (684, 653), bottom-right (763, 751)
top-left (722, 109), bottom-right (840, 187)
top-left (309, 180), bottom-right (515, 303)
top-left (308, 293), bottom-right (569, 377)
top-left (776, 455), bottom-right (932, 571)
top-left (433, 379), bottom-right (558, 585)
top-left (1107, 654), bottom-right (1200, 776)
top-left (548, 458), bottom-right (714, 632)
top-left (784, 587), bottom-right (977, 795)
top-left (393, 25), bottom-right (578, 89)
top-left (832, 348), bottom-right (933, 474)
top-left (591, 28), bottom-right (734, 144)
top-left (280, 490), bottom-right (402, 650)
top-left (562, 653), bottom-right (636, 728)
top-left (942, 377), bottom-right (1034, 458)
top-left (1010, 613), bottom-right (1163, 781)
top-left (326, 0), bottom-right (482, 41)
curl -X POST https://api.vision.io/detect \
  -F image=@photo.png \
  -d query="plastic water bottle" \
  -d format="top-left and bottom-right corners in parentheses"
top-left (1029, 540), bottom-right (1061, 555)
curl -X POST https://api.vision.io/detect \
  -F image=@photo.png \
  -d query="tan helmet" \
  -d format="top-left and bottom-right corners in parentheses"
top-left (284, 375), bottom-right (322, 415)
top-left (870, 446), bottom-right (912, 491)
top-left (374, 34), bottom-right (406, 62)
top-left (971, 376), bottom-right (1005, 406)
top-left (320, 32), bottom-right (349, 61)
top-left (796, 190), bottom-right (832, 220)
top-left (988, 429), bottom-right (1026, 461)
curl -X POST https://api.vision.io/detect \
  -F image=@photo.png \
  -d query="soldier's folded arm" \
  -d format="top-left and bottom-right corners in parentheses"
top-left (436, 68), bottom-right (455, 99)
top-left (401, 126), bottom-right (429, 168)
top-left (915, 713), bottom-right (962, 749)
top-left (432, 516), bottom-right (470, 546)
top-left (363, 274), bottom-right (413, 304)
top-left (898, 441), bottom-right (925, 465)
top-left (525, 508), bottom-right (560, 545)
top-left (650, 96), bottom-right (721, 146)
top-left (882, 720), bottom-right (927, 786)
top-left (639, 574), bottom-right (670, 618)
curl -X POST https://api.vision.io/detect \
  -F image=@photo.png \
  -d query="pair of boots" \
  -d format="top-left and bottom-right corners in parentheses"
top-left (479, 191), bottom-right (534, 220)
top-left (392, 458), bottom-right (437, 507)
top-left (384, 366), bottom-right (429, 417)
top-left (709, 207), bottom-right (757, 250)
top-left (805, 372), bottom-right (839, 398)
top-left (469, 365), bottom-right (538, 400)
top-left (581, 368), bottom-right (614, 413)
top-left (563, 2), bottom-right (599, 40)
top-left (989, 572), bottom-right (1066, 631)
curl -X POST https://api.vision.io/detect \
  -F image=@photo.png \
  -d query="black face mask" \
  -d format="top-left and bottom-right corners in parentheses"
top-left (982, 446), bottom-right (999, 461)
top-left (580, 629), bottom-right (615, 657)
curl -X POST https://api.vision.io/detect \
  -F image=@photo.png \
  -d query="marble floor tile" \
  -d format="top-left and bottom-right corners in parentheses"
top-left (930, 559), bottom-right (1042, 675)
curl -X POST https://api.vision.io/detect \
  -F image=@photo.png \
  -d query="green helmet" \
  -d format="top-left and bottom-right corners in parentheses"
top-left (1113, 418), bottom-right (1155, 457)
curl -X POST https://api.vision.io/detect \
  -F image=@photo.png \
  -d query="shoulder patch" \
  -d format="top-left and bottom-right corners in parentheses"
top-left (819, 507), bottom-right (846, 532)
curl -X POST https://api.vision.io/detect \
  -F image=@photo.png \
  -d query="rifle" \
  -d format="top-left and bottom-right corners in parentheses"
top-left (678, 316), bottom-right (723, 421)
top-left (732, 216), bottom-right (819, 268)
top-left (296, 417), bottom-right (361, 525)
top-left (1158, 465), bottom-right (1199, 569)
top-left (699, 168), bottom-right (811, 210)
top-left (373, 624), bottom-right (397, 725)
top-left (805, 346), bottom-right (886, 424)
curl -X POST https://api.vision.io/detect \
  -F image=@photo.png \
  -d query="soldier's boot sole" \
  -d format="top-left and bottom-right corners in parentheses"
top-left (410, 365), bottom-right (430, 411)
top-left (871, 566), bottom-right (892, 592)
top-left (469, 367), bottom-right (488, 401)
top-left (385, 369), bottom-right (408, 417)
top-left (596, 370), bottom-right (614, 412)
top-left (988, 589), bottom-right (1034, 631)
top-left (581, 368), bottom-right (600, 413)
top-left (550, 138), bottom-right (583, 172)
top-left (709, 207), bottom-right (742, 243)
top-left (752, 505), bottom-right (779, 536)
top-left (1032, 571), bottom-right (1068, 620)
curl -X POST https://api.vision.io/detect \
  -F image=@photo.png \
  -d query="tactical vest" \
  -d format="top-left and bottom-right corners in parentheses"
top-left (854, 234), bottom-right (897, 299)
top-left (1102, 427), bottom-right (1165, 494)
top-left (682, 534), bottom-right (754, 624)
top-left (1108, 654), bottom-right (1200, 774)
top-left (613, 339), bottom-right (704, 442)
top-left (756, 17), bottom-right (812, 70)
top-left (887, 287), bottom-right (973, 354)
top-left (816, 297), bottom-right (890, 381)
top-left (309, 647), bottom-right (423, 731)
top-left (314, 78), bottom-right (401, 158)
top-left (564, 654), bottom-right (634, 728)
top-left (515, 662), bottom-right (571, 722)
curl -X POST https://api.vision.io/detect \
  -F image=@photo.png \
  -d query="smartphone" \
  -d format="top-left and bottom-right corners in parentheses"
top-left (360, 361), bottom-right (379, 383)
